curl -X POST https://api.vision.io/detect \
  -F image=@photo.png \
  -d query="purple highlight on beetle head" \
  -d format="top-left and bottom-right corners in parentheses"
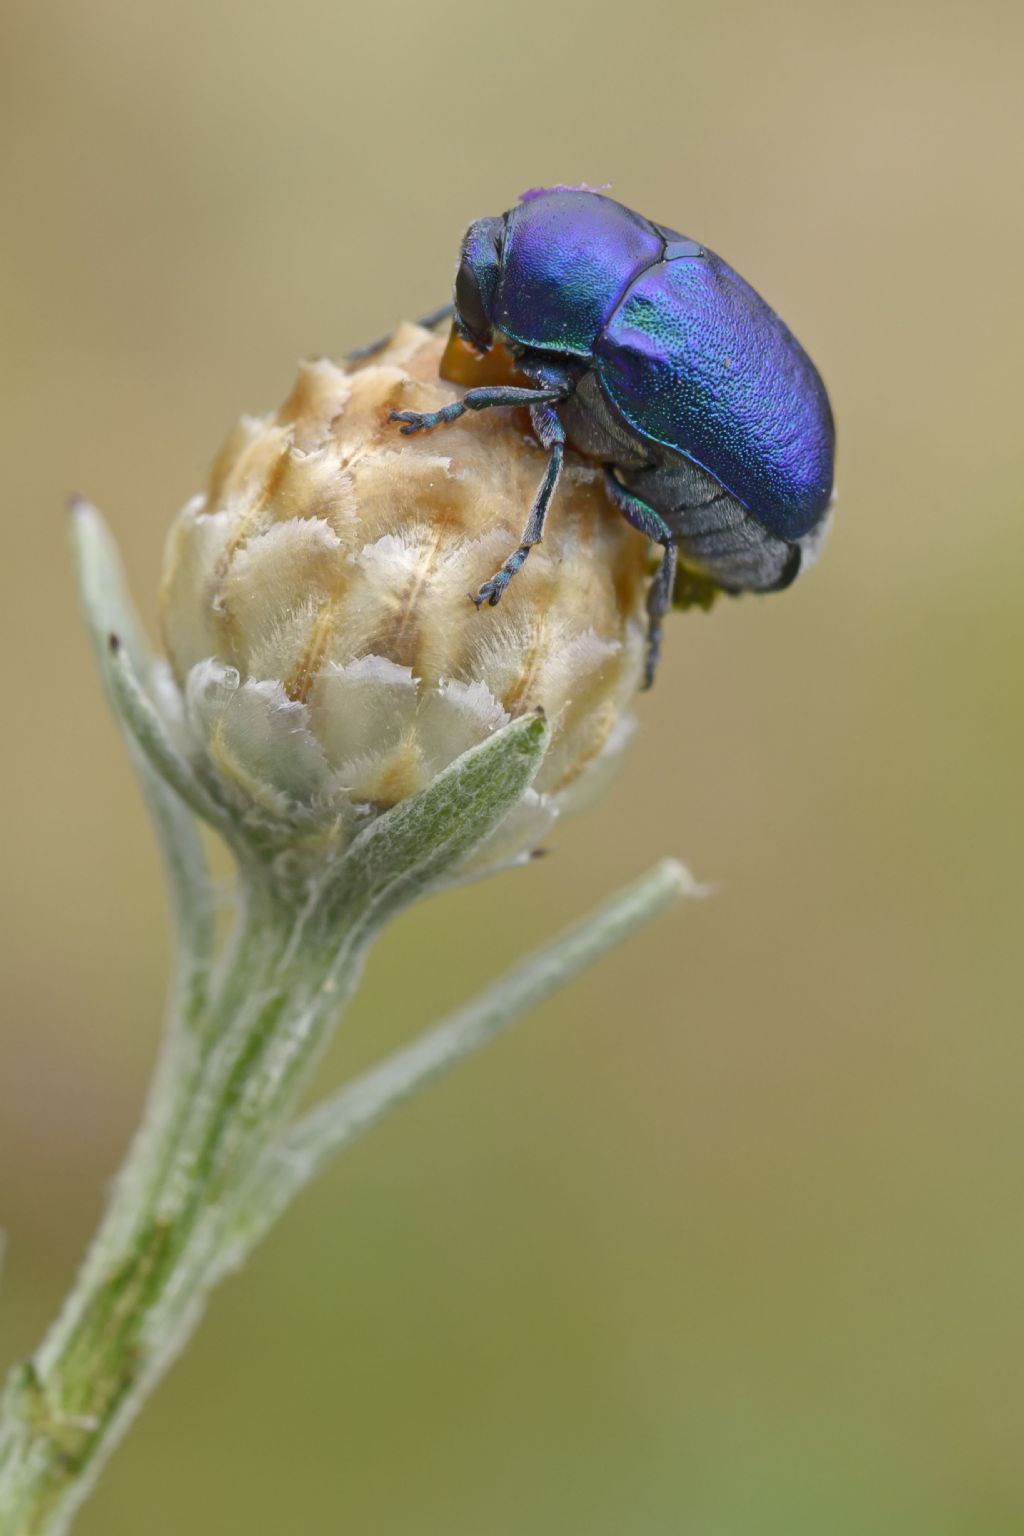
top-left (519, 183), bottom-right (611, 203)
top-left (498, 191), bottom-right (663, 356)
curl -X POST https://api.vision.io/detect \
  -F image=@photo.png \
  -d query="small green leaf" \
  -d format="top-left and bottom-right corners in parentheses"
top-left (69, 500), bottom-right (216, 1023)
top-left (103, 637), bottom-right (235, 839)
top-left (337, 709), bottom-right (551, 927)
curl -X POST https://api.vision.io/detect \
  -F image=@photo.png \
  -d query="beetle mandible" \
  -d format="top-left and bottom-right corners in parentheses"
top-left (386, 187), bottom-right (835, 687)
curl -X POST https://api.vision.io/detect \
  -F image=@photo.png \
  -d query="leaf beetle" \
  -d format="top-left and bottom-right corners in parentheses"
top-left (386, 186), bottom-right (835, 687)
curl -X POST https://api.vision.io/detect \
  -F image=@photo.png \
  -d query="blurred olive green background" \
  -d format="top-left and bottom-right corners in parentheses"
top-left (2, 1), bottom-right (1022, 1531)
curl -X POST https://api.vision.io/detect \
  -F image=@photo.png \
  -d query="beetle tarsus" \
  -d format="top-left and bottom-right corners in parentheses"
top-left (471, 549), bottom-right (529, 609)
top-left (602, 469), bottom-right (679, 689)
top-left (390, 403), bottom-right (465, 435)
top-left (643, 625), bottom-right (662, 691)
top-left (470, 404), bottom-right (566, 610)
top-left (642, 570), bottom-right (673, 688)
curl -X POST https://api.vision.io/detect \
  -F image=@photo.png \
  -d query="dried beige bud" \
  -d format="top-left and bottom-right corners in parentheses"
top-left (160, 324), bottom-right (649, 868)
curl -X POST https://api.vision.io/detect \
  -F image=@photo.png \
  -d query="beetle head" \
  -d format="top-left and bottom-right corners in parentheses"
top-left (453, 215), bottom-right (505, 350)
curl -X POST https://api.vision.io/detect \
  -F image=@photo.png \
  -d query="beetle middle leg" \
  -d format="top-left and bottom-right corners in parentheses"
top-left (603, 471), bottom-right (678, 690)
top-left (390, 382), bottom-right (567, 436)
top-left (471, 403), bottom-right (567, 609)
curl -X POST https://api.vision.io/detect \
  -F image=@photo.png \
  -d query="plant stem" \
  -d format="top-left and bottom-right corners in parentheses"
top-left (0, 849), bottom-right (692, 1535)
top-left (0, 875), bottom-right (374, 1536)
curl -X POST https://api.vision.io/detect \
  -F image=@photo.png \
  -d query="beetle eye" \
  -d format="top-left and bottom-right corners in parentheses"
top-left (454, 216), bottom-right (503, 349)
top-left (454, 261), bottom-right (492, 348)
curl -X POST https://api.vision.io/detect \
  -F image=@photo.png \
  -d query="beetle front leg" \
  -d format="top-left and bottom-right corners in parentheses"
top-left (391, 383), bottom-right (566, 436)
top-left (471, 404), bottom-right (566, 608)
top-left (603, 471), bottom-right (678, 689)
top-left (348, 302), bottom-right (456, 363)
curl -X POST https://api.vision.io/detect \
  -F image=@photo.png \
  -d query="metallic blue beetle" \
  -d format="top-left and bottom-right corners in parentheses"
top-left (388, 187), bottom-right (835, 686)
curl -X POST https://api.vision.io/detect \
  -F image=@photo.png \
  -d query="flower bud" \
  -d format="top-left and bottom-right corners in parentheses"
top-left (160, 324), bottom-right (649, 868)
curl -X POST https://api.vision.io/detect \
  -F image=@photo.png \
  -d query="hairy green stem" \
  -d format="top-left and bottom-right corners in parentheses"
top-left (0, 878), bottom-right (374, 1536)
top-left (0, 852), bottom-right (691, 1535)
top-left (0, 704), bottom-right (551, 1534)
